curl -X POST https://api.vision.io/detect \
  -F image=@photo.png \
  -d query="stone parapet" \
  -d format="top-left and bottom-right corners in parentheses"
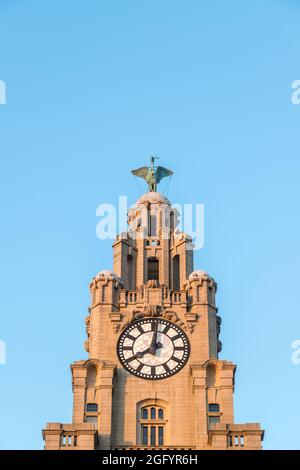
top-left (208, 423), bottom-right (264, 450)
top-left (42, 423), bottom-right (97, 450)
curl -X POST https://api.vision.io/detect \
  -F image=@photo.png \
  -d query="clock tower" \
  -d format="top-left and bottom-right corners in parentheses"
top-left (43, 160), bottom-right (264, 450)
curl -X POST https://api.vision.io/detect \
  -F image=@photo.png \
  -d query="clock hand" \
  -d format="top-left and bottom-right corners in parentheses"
top-left (134, 342), bottom-right (162, 359)
top-left (134, 348), bottom-right (150, 359)
top-left (149, 322), bottom-right (159, 354)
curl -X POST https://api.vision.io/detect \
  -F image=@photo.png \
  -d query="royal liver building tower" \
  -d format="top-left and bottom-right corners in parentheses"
top-left (43, 159), bottom-right (264, 450)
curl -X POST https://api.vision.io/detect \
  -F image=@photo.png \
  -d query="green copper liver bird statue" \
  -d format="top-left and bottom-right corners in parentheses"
top-left (131, 156), bottom-right (173, 192)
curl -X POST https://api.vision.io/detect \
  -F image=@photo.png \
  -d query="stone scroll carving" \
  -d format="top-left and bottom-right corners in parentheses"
top-left (112, 306), bottom-right (197, 335)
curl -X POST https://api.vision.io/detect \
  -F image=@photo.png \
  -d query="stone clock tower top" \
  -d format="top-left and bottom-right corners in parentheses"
top-left (112, 171), bottom-right (193, 292)
top-left (43, 158), bottom-right (264, 451)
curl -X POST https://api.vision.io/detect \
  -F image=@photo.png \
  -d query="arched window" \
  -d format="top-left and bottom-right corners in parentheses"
top-left (86, 364), bottom-right (97, 386)
top-left (147, 257), bottom-right (159, 281)
top-left (207, 364), bottom-right (216, 386)
top-left (140, 405), bottom-right (165, 447)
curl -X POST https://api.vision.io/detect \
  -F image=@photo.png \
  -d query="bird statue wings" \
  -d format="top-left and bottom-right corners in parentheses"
top-left (131, 166), bottom-right (149, 179)
top-left (131, 157), bottom-right (173, 192)
top-left (156, 166), bottom-right (173, 183)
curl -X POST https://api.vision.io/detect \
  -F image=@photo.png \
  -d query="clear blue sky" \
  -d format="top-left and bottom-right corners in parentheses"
top-left (0, 0), bottom-right (300, 450)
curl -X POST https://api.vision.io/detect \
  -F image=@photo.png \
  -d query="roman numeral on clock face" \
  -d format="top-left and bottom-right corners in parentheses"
top-left (126, 334), bottom-right (136, 342)
top-left (136, 324), bottom-right (144, 334)
top-left (163, 363), bottom-right (171, 373)
top-left (136, 363), bottom-right (144, 373)
top-left (171, 334), bottom-right (181, 341)
top-left (171, 356), bottom-right (181, 364)
top-left (125, 355), bottom-right (136, 364)
top-left (162, 325), bottom-right (170, 335)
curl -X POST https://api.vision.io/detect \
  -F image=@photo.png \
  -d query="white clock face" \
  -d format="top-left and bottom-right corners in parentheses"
top-left (117, 318), bottom-right (190, 380)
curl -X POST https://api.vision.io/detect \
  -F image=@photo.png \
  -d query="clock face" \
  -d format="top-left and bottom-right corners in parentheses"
top-left (117, 318), bottom-right (190, 380)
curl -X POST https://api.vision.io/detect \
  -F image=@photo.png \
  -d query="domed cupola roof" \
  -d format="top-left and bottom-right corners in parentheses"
top-left (95, 270), bottom-right (122, 281)
top-left (136, 191), bottom-right (171, 206)
top-left (188, 270), bottom-right (217, 289)
top-left (189, 270), bottom-right (211, 280)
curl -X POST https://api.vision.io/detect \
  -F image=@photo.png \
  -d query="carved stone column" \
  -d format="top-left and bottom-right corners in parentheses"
top-left (190, 364), bottom-right (208, 449)
top-left (98, 362), bottom-right (116, 450)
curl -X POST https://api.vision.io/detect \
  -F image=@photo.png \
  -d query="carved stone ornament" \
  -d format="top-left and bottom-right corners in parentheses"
top-left (116, 306), bottom-right (196, 335)
top-left (146, 279), bottom-right (160, 288)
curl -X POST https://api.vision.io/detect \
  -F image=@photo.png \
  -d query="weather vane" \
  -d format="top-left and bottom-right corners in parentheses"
top-left (131, 156), bottom-right (173, 192)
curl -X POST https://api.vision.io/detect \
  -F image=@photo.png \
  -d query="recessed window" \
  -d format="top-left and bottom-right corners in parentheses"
top-left (150, 215), bottom-right (157, 236)
top-left (150, 426), bottom-right (156, 446)
top-left (208, 416), bottom-right (220, 429)
top-left (86, 403), bottom-right (98, 412)
top-left (86, 365), bottom-right (96, 386)
top-left (142, 426), bottom-right (148, 446)
top-left (140, 405), bottom-right (166, 447)
top-left (207, 403), bottom-right (221, 430)
top-left (173, 255), bottom-right (180, 290)
top-left (158, 426), bottom-right (164, 445)
top-left (147, 258), bottom-right (159, 281)
top-left (170, 211), bottom-right (175, 232)
top-left (86, 416), bottom-right (98, 428)
top-left (208, 403), bottom-right (220, 412)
